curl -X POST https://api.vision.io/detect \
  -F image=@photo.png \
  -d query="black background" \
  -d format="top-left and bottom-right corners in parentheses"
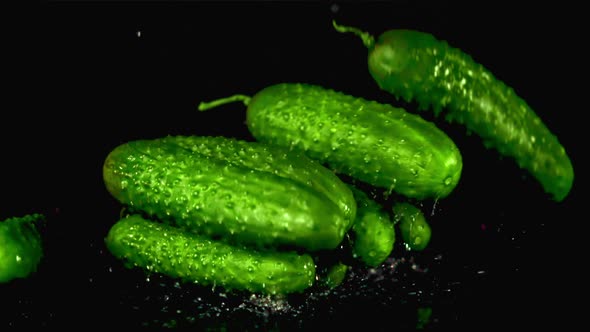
top-left (3, 1), bottom-right (583, 330)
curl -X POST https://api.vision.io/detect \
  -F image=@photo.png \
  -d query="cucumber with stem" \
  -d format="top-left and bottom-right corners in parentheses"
top-left (333, 20), bottom-right (574, 201)
top-left (198, 82), bottom-right (463, 200)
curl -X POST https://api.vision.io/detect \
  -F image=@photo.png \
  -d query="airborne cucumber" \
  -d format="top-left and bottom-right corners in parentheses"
top-left (105, 214), bottom-right (316, 295)
top-left (103, 135), bottom-right (356, 251)
top-left (198, 83), bottom-right (463, 200)
top-left (333, 20), bottom-right (574, 201)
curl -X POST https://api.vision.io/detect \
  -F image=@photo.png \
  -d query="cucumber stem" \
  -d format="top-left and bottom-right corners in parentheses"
top-left (198, 94), bottom-right (252, 111)
top-left (332, 20), bottom-right (375, 49)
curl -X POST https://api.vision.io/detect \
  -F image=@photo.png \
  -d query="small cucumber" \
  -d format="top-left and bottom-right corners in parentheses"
top-left (0, 214), bottom-right (44, 283)
top-left (105, 214), bottom-right (316, 295)
top-left (103, 135), bottom-right (356, 251)
top-left (321, 262), bottom-right (349, 289)
top-left (348, 186), bottom-right (395, 267)
top-left (393, 202), bottom-right (432, 251)
top-left (198, 83), bottom-right (462, 200)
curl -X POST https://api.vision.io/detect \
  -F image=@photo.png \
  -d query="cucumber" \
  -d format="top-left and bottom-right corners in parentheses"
top-left (393, 202), bottom-right (432, 251)
top-left (333, 20), bottom-right (574, 201)
top-left (105, 214), bottom-right (316, 295)
top-left (103, 135), bottom-right (356, 251)
top-left (167, 135), bottom-right (355, 221)
top-left (198, 83), bottom-right (463, 200)
top-left (0, 214), bottom-right (44, 283)
top-left (348, 186), bottom-right (395, 267)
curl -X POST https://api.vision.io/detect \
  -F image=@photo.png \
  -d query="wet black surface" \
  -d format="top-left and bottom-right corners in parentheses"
top-left (4, 1), bottom-right (583, 330)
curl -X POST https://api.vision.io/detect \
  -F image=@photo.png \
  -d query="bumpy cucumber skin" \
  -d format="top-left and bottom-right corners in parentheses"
top-left (367, 30), bottom-right (574, 201)
top-left (168, 136), bottom-right (356, 224)
top-left (0, 214), bottom-right (43, 283)
top-left (392, 202), bottom-right (431, 251)
top-left (103, 136), bottom-right (356, 251)
top-left (348, 186), bottom-right (395, 267)
top-left (105, 215), bottom-right (316, 295)
top-left (246, 83), bottom-right (462, 200)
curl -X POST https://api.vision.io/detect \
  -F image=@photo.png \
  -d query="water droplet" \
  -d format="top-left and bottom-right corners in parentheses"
top-left (444, 177), bottom-right (452, 185)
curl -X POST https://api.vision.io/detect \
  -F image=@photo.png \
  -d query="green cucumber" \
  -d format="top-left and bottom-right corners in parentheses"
top-left (103, 135), bottom-right (356, 251)
top-left (198, 83), bottom-right (462, 200)
top-left (0, 214), bottom-right (44, 283)
top-left (348, 186), bottom-right (395, 267)
top-left (393, 202), bottom-right (432, 251)
top-left (105, 214), bottom-right (316, 295)
top-left (333, 20), bottom-right (574, 201)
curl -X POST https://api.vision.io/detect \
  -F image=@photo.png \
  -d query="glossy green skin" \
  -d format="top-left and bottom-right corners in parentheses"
top-left (368, 30), bottom-right (574, 201)
top-left (322, 262), bottom-right (348, 289)
top-left (103, 136), bottom-right (356, 251)
top-left (105, 215), bottom-right (316, 295)
top-left (392, 202), bottom-right (431, 251)
top-left (247, 83), bottom-right (463, 200)
top-left (168, 136), bottom-right (355, 223)
top-left (0, 214), bottom-right (43, 283)
top-left (348, 186), bottom-right (395, 267)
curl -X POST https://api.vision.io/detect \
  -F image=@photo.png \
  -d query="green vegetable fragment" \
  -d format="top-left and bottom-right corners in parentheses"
top-left (348, 186), bottom-right (395, 267)
top-left (105, 214), bottom-right (316, 295)
top-left (393, 202), bottom-right (431, 251)
top-left (0, 214), bottom-right (44, 283)
top-left (322, 262), bottom-right (349, 289)
top-left (416, 307), bottom-right (433, 329)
